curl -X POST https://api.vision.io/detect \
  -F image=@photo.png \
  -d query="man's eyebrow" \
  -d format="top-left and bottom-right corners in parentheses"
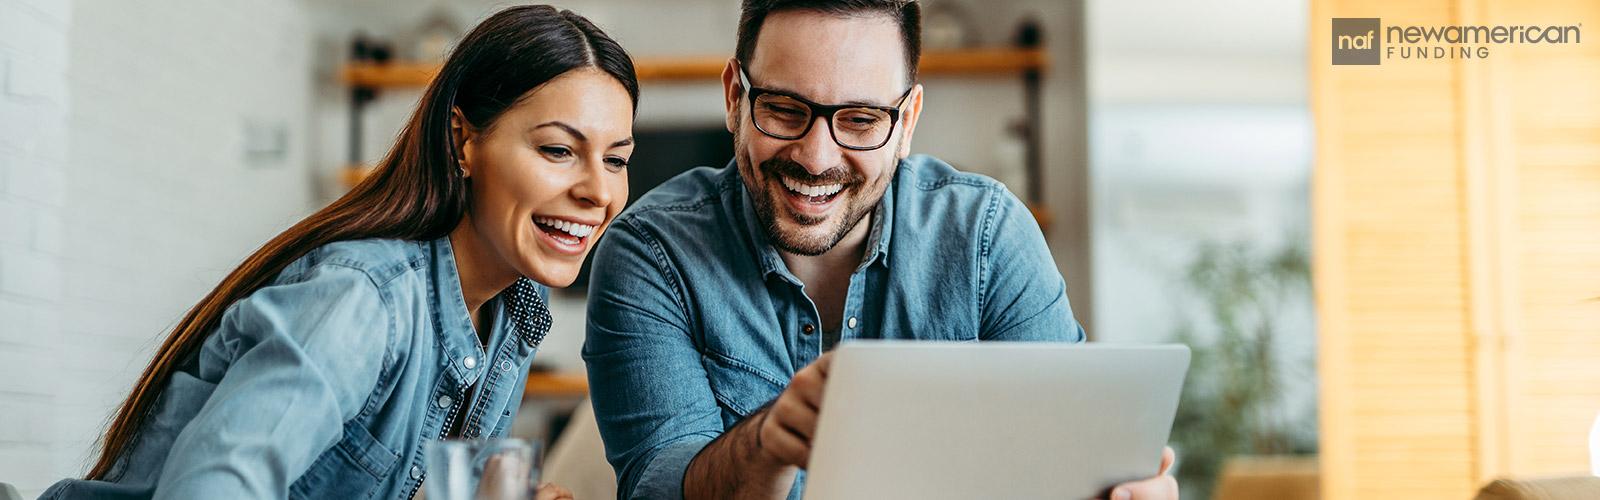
top-left (534, 121), bottom-right (587, 142)
top-left (766, 87), bottom-right (896, 108)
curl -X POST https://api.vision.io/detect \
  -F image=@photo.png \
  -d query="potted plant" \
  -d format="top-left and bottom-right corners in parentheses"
top-left (1167, 238), bottom-right (1317, 500)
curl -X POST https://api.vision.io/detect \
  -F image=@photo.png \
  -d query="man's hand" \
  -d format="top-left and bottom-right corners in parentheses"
top-left (754, 351), bottom-right (834, 469)
top-left (684, 352), bottom-right (835, 499)
top-left (1096, 446), bottom-right (1179, 500)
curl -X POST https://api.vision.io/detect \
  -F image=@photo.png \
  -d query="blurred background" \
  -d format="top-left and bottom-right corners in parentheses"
top-left (1, 0), bottom-right (1595, 499)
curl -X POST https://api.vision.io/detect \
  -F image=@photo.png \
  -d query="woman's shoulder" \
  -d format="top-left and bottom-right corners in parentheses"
top-left (275, 237), bottom-right (432, 289)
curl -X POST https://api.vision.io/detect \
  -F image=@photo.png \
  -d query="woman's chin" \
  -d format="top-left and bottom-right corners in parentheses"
top-left (521, 266), bottom-right (581, 289)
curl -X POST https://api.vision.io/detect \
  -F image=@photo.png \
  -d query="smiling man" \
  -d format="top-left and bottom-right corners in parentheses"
top-left (583, 1), bottom-right (1174, 499)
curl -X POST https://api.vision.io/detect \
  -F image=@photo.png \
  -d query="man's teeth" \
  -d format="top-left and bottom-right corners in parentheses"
top-left (534, 216), bottom-right (596, 238)
top-left (780, 177), bottom-right (843, 197)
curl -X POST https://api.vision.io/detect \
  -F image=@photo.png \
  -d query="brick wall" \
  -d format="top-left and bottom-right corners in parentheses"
top-left (0, 0), bottom-right (71, 490)
top-left (0, 0), bottom-right (313, 494)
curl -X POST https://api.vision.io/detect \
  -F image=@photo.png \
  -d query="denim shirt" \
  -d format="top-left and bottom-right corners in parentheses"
top-left (583, 155), bottom-right (1086, 500)
top-left (42, 236), bottom-right (551, 500)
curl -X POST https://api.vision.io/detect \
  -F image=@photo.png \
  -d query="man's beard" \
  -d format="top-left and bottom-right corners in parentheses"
top-left (738, 150), bottom-right (882, 257)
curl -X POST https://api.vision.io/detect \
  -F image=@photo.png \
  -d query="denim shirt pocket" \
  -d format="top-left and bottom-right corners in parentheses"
top-left (700, 353), bottom-right (787, 428)
top-left (289, 419), bottom-right (400, 500)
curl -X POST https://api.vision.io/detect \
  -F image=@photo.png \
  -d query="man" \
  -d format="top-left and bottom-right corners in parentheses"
top-left (584, 1), bottom-right (1177, 499)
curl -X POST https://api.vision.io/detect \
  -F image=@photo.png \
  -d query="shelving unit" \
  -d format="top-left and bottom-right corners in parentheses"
top-left (341, 47), bottom-right (1046, 87)
top-left (339, 46), bottom-right (1050, 223)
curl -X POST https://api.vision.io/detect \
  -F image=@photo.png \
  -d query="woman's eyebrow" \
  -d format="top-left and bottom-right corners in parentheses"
top-left (534, 121), bottom-right (586, 142)
top-left (536, 121), bottom-right (631, 149)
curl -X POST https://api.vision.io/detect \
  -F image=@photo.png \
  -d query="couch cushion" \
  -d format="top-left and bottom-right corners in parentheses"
top-left (1475, 476), bottom-right (1600, 500)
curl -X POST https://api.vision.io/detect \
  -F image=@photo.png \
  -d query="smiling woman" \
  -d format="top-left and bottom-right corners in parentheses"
top-left (452, 68), bottom-right (635, 297)
top-left (39, 5), bottom-right (637, 500)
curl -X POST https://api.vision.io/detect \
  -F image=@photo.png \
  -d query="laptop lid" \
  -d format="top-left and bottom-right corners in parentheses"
top-left (802, 341), bottom-right (1190, 500)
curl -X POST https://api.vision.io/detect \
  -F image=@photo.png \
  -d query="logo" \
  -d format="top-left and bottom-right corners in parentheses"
top-left (1332, 17), bottom-right (1582, 65)
top-left (1333, 18), bottom-right (1382, 65)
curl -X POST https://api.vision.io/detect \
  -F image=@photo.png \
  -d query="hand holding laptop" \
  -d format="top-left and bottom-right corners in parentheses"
top-left (1096, 446), bottom-right (1178, 500)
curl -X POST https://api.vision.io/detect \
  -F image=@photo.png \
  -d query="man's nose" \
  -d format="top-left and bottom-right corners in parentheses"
top-left (788, 115), bottom-right (844, 176)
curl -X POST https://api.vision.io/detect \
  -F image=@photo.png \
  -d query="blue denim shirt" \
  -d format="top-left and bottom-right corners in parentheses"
top-left (42, 236), bottom-right (551, 500)
top-left (583, 155), bottom-right (1086, 500)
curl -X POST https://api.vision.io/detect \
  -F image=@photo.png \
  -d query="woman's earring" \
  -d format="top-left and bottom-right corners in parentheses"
top-left (459, 167), bottom-right (468, 177)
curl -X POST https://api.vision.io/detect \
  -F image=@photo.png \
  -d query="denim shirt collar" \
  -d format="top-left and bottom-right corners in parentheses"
top-left (429, 236), bottom-right (550, 384)
top-left (732, 159), bottom-right (897, 282)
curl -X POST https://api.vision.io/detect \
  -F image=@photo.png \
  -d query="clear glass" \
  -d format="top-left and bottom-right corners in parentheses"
top-left (424, 437), bottom-right (543, 500)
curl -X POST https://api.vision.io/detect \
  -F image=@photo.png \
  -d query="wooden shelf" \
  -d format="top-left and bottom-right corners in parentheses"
top-left (524, 371), bottom-right (589, 399)
top-left (342, 47), bottom-right (1047, 88)
top-left (340, 163), bottom-right (373, 187)
top-left (339, 46), bottom-right (1050, 192)
top-left (918, 47), bottom-right (1049, 75)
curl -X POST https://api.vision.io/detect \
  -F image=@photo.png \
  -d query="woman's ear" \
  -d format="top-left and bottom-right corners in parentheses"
top-left (451, 108), bottom-right (474, 176)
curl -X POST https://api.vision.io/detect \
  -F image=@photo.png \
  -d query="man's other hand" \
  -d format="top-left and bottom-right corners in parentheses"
top-left (1097, 446), bottom-right (1179, 500)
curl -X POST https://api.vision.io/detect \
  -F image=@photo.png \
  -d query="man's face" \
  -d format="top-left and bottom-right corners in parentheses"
top-left (726, 10), bottom-right (922, 256)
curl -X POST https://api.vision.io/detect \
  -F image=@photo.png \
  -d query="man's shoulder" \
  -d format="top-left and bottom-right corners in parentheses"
top-left (897, 154), bottom-right (1009, 195)
top-left (892, 154), bottom-right (1021, 229)
top-left (629, 164), bottom-right (739, 212)
top-left (618, 165), bottom-right (740, 223)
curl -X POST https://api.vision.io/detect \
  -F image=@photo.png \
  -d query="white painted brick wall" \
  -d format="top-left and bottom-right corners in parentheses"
top-left (0, 0), bottom-right (315, 495)
top-left (0, 0), bottom-right (71, 494)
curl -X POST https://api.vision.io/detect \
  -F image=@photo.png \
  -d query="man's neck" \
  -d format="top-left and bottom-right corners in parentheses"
top-left (779, 213), bottom-right (874, 331)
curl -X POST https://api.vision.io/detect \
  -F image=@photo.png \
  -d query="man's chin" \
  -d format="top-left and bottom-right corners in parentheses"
top-left (780, 206), bottom-right (830, 227)
top-left (760, 211), bottom-right (832, 255)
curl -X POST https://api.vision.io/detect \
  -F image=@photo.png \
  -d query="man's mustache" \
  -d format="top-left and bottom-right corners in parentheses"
top-left (759, 157), bottom-right (864, 185)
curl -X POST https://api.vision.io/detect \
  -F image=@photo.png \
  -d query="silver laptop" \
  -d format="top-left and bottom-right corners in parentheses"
top-left (802, 341), bottom-right (1190, 500)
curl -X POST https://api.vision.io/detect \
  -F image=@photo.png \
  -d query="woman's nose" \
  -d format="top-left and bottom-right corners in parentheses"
top-left (572, 160), bottom-right (615, 208)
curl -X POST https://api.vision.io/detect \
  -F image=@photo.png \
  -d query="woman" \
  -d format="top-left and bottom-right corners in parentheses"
top-left (41, 5), bottom-right (636, 499)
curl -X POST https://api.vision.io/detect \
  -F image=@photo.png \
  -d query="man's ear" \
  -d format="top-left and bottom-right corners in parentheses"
top-left (721, 58), bottom-right (742, 135)
top-left (895, 84), bottom-right (924, 159)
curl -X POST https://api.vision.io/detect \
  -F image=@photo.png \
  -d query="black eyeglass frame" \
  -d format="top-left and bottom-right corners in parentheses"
top-left (737, 63), bottom-right (914, 151)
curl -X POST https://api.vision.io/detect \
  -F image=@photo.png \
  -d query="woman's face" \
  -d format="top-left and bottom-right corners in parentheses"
top-left (458, 68), bottom-right (634, 288)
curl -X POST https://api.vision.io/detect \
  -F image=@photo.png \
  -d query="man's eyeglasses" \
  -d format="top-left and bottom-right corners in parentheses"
top-left (737, 64), bottom-right (913, 151)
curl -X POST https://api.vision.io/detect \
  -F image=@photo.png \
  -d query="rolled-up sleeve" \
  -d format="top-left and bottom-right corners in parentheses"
top-left (153, 264), bottom-right (391, 499)
top-left (584, 219), bottom-right (725, 500)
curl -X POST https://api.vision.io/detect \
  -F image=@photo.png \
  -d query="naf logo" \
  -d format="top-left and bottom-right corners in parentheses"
top-left (1332, 18), bottom-right (1381, 65)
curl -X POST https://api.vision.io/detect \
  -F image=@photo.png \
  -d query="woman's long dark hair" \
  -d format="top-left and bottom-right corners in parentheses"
top-left (87, 5), bottom-right (638, 480)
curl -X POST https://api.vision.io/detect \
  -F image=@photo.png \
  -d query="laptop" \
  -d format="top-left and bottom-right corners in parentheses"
top-left (802, 341), bottom-right (1190, 500)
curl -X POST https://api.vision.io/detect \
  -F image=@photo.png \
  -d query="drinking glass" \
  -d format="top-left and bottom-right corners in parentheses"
top-left (424, 437), bottom-right (543, 500)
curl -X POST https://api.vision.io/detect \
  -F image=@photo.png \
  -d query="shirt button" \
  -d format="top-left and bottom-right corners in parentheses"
top-left (436, 394), bottom-right (452, 408)
top-left (802, 324), bottom-right (815, 335)
top-left (410, 465), bottom-right (423, 479)
top-left (463, 356), bottom-right (476, 370)
top-left (847, 317), bottom-right (857, 329)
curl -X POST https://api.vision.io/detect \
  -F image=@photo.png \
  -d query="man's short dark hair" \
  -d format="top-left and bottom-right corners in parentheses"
top-left (735, 0), bottom-right (922, 86)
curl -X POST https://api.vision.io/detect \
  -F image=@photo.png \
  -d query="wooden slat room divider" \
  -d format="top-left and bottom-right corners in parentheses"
top-left (1312, 0), bottom-right (1600, 498)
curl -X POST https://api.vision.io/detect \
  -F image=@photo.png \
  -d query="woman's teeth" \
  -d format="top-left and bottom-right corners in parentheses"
top-left (780, 177), bottom-right (844, 198)
top-left (534, 216), bottom-right (596, 242)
